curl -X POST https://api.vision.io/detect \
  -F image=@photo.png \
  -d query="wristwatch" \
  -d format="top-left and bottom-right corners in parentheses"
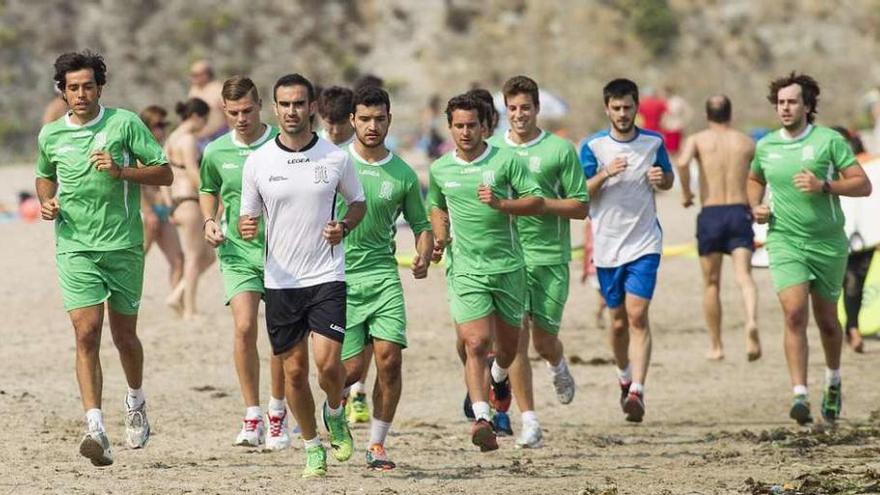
top-left (821, 180), bottom-right (831, 194)
top-left (340, 220), bottom-right (351, 237)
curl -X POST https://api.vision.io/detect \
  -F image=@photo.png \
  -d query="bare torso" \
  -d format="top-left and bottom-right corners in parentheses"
top-left (691, 126), bottom-right (754, 206)
top-left (164, 127), bottom-right (200, 199)
top-left (188, 81), bottom-right (225, 139)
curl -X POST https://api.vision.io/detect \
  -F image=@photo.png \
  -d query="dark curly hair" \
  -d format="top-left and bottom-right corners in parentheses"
top-left (767, 72), bottom-right (820, 124)
top-left (445, 94), bottom-right (486, 126)
top-left (53, 51), bottom-right (107, 92)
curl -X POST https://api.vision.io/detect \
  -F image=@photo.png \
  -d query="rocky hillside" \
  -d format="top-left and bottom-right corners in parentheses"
top-left (3, 0), bottom-right (880, 157)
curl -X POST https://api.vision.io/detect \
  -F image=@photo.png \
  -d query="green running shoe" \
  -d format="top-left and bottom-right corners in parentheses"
top-left (821, 382), bottom-right (842, 424)
top-left (323, 402), bottom-right (354, 461)
top-left (349, 393), bottom-right (370, 424)
top-left (789, 394), bottom-right (813, 425)
top-left (302, 444), bottom-right (327, 478)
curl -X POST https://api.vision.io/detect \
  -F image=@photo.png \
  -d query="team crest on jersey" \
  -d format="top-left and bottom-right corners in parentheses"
top-left (222, 163), bottom-right (238, 169)
top-left (481, 170), bottom-right (496, 186)
top-left (801, 145), bottom-right (815, 161)
top-left (528, 156), bottom-right (542, 173)
top-left (93, 131), bottom-right (107, 150)
top-left (379, 181), bottom-right (394, 200)
top-left (314, 165), bottom-right (329, 184)
top-left (55, 145), bottom-right (76, 154)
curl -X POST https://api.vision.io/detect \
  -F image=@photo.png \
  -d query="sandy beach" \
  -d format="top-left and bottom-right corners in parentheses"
top-left (0, 163), bottom-right (878, 494)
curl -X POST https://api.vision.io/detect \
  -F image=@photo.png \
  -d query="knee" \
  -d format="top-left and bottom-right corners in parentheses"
top-left (626, 311), bottom-right (649, 332)
top-left (610, 315), bottom-right (628, 335)
top-left (814, 312), bottom-right (841, 336)
top-left (375, 348), bottom-right (402, 379)
top-left (284, 362), bottom-right (310, 387)
top-left (76, 327), bottom-right (101, 352)
top-left (112, 332), bottom-right (141, 352)
top-left (315, 356), bottom-right (341, 380)
top-left (783, 309), bottom-right (808, 331)
top-left (704, 273), bottom-right (721, 290)
top-left (233, 320), bottom-right (257, 343)
top-left (463, 335), bottom-right (490, 358)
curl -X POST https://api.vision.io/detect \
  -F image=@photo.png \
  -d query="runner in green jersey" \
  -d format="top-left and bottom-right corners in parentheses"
top-left (429, 94), bottom-right (544, 452)
top-left (748, 73), bottom-right (872, 426)
top-left (35, 51), bottom-right (172, 466)
top-left (198, 76), bottom-right (290, 450)
top-left (337, 86), bottom-right (433, 470)
top-left (492, 76), bottom-right (589, 448)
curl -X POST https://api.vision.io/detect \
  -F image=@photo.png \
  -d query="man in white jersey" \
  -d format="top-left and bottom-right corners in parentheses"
top-left (239, 74), bottom-right (366, 478)
top-left (581, 78), bottom-right (674, 423)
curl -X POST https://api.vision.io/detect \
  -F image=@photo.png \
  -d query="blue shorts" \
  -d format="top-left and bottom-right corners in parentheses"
top-left (696, 205), bottom-right (754, 256)
top-left (596, 254), bottom-right (661, 309)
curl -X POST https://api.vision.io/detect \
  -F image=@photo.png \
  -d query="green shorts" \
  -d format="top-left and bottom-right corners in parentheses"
top-left (219, 255), bottom-right (264, 304)
top-left (526, 263), bottom-right (570, 335)
top-left (342, 275), bottom-right (407, 361)
top-left (767, 236), bottom-right (847, 301)
top-left (56, 246), bottom-right (144, 314)
top-left (449, 268), bottom-right (526, 328)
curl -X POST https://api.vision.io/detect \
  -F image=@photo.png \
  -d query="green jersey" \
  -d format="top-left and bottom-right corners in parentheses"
top-left (428, 144), bottom-right (542, 275)
top-left (751, 125), bottom-right (857, 242)
top-left (36, 106), bottom-right (167, 253)
top-left (200, 125), bottom-right (277, 265)
top-left (338, 145), bottom-right (431, 281)
top-left (492, 130), bottom-right (589, 265)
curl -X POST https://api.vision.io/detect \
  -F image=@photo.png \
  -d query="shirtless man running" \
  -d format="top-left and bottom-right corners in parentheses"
top-left (676, 95), bottom-right (761, 361)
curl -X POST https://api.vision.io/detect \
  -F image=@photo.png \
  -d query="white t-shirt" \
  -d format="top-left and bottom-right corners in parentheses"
top-left (240, 134), bottom-right (365, 289)
top-left (578, 128), bottom-right (673, 268)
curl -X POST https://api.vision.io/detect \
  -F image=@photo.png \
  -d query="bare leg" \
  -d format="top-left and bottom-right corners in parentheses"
top-left (811, 292), bottom-right (843, 372)
top-left (699, 253), bottom-right (724, 360)
top-left (174, 201), bottom-right (215, 320)
top-left (778, 283), bottom-right (811, 389)
top-left (282, 339), bottom-right (316, 440)
top-left (458, 317), bottom-right (493, 405)
top-left (107, 309), bottom-right (144, 390)
top-left (155, 220), bottom-right (184, 289)
top-left (230, 292), bottom-right (261, 407)
top-left (371, 340), bottom-right (403, 423)
top-left (731, 247), bottom-right (761, 361)
top-left (312, 333), bottom-right (345, 410)
top-left (509, 318), bottom-right (534, 414)
top-left (71, 304), bottom-right (105, 411)
top-left (532, 323), bottom-right (564, 366)
top-left (609, 304), bottom-right (629, 371)
top-left (625, 294), bottom-right (652, 385)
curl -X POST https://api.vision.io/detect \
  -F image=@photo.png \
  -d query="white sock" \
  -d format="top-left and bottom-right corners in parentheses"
top-left (327, 403), bottom-right (343, 417)
top-left (616, 364), bottom-right (632, 383)
top-left (825, 368), bottom-right (841, 386)
top-left (245, 406), bottom-right (263, 420)
top-left (472, 401), bottom-right (491, 422)
top-left (793, 384), bottom-right (809, 396)
top-left (268, 397), bottom-right (286, 414)
top-left (85, 408), bottom-right (104, 433)
top-left (521, 410), bottom-right (539, 427)
top-left (369, 418), bottom-right (391, 446)
top-left (126, 387), bottom-right (145, 409)
top-left (303, 436), bottom-right (322, 449)
top-left (548, 358), bottom-right (567, 375)
top-left (490, 360), bottom-right (508, 383)
top-left (629, 382), bottom-right (644, 395)
top-left (350, 381), bottom-right (364, 395)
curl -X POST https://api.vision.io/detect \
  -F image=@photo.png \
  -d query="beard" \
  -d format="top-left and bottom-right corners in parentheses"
top-left (357, 133), bottom-right (386, 148)
top-left (612, 119), bottom-right (634, 134)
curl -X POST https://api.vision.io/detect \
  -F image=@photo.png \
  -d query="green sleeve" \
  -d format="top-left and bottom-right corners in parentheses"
top-left (199, 150), bottom-right (221, 195)
top-left (749, 143), bottom-right (765, 180)
top-left (559, 144), bottom-right (589, 202)
top-left (829, 134), bottom-right (857, 172)
top-left (508, 155), bottom-right (542, 198)
top-left (402, 173), bottom-right (431, 233)
top-left (427, 167), bottom-right (446, 211)
top-left (35, 133), bottom-right (56, 181)
top-left (126, 115), bottom-right (167, 166)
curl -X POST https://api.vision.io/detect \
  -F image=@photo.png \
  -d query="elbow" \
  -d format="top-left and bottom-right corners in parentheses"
top-left (861, 180), bottom-right (873, 197)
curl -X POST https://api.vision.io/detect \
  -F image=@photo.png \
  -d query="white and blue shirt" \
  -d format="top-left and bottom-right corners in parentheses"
top-left (579, 128), bottom-right (673, 268)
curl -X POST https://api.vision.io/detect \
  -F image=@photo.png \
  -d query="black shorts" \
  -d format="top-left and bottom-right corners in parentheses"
top-left (264, 281), bottom-right (346, 355)
top-left (696, 204), bottom-right (755, 256)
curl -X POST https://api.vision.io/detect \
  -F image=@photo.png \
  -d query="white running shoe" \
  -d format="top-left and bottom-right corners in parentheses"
top-left (265, 410), bottom-right (291, 451)
top-left (124, 397), bottom-right (151, 449)
top-left (235, 417), bottom-right (265, 447)
top-left (551, 361), bottom-right (576, 405)
top-left (515, 422), bottom-right (545, 449)
top-left (79, 430), bottom-right (114, 466)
